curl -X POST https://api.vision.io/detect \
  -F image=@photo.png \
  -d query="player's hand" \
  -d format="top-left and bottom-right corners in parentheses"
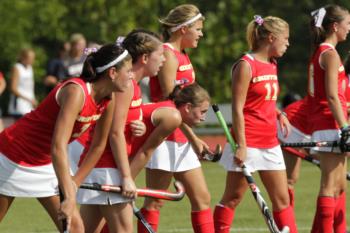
top-left (234, 146), bottom-right (246, 167)
top-left (278, 112), bottom-right (291, 138)
top-left (121, 176), bottom-right (137, 199)
top-left (130, 120), bottom-right (146, 137)
top-left (58, 198), bottom-right (75, 231)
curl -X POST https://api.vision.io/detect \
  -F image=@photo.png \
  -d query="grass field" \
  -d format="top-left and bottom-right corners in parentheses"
top-left (0, 160), bottom-right (349, 233)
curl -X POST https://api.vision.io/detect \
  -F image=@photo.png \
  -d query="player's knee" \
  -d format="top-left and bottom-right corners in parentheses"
top-left (145, 198), bottom-right (165, 211)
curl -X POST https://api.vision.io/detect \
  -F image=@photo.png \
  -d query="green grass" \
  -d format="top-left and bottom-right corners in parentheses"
top-left (0, 162), bottom-right (349, 233)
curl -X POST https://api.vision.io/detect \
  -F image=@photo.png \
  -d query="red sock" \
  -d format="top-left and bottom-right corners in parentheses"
top-left (213, 204), bottom-right (234, 233)
top-left (311, 196), bottom-right (335, 233)
top-left (273, 206), bottom-right (298, 233)
top-left (191, 208), bottom-right (214, 233)
top-left (334, 192), bottom-right (347, 233)
top-left (288, 188), bottom-right (295, 209)
top-left (137, 208), bottom-right (160, 233)
top-left (101, 224), bottom-right (109, 233)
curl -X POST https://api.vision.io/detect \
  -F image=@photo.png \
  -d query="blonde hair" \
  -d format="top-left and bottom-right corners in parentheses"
top-left (159, 4), bottom-right (205, 41)
top-left (246, 16), bottom-right (289, 51)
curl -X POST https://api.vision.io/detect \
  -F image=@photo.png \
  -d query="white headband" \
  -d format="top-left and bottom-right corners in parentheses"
top-left (169, 13), bottom-right (203, 32)
top-left (95, 50), bottom-right (129, 73)
top-left (311, 7), bottom-right (326, 28)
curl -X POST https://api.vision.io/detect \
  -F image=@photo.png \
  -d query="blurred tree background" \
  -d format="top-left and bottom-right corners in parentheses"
top-left (1, 0), bottom-right (350, 112)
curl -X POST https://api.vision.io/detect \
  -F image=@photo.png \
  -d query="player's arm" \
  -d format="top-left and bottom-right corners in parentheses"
top-left (231, 61), bottom-right (250, 165)
top-left (323, 50), bottom-right (348, 127)
top-left (157, 49), bottom-right (179, 100)
top-left (51, 83), bottom-right (85, 218)
top-left (73, 96), bottom-right (115, 186)
top-left (109, 85), bottom-right (137, 197)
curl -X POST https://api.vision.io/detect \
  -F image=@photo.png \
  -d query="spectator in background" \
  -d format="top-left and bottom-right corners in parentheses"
top-left (0, 72), bottom-right (6, 132)
top-left (64, 33), bottom-right (87, 78)
top-left (43, 41), bottom-right (70, 94)
top-left (8, 48), bottom-right (37, 119)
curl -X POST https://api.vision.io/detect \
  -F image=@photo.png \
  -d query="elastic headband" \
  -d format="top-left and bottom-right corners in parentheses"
top-left (169, 13), bottom-right (203, 32)
top-left (311, 7), bottom-right (326, 28)
top-left (95, 50), bottom-right (129, 73)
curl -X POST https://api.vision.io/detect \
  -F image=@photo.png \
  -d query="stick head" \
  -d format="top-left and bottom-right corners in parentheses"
top-left (202, 144), bottom-right (222, 162)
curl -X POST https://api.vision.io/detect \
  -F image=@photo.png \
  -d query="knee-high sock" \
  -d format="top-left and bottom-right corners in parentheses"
top-left (137, 208), bottom-right (160, 233)
top-left (288, 188), bottom-right (295, 209)
top-left (273, 206), bottom-right (298, 233)
top-left (213, 204), bottom-right (234, 233)
top-left (191, 208), bottom-right (214, 233)
top-left (334, 192), bottom-right (347, 233)
top-left (311, 196), bottom-right (335, 233)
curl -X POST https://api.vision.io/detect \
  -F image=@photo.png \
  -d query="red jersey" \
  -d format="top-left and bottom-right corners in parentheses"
top-left (232, 54), bottom-right (280, 148)
top-left (344, 74), bottom-right (350, 109)
top-left (131, 101), bottom-right (176, 156)
top-left (149, 43), bottom-right (195, 102)
top-left (307, 43), bottom-right (347, 131)
top-left (284, 96), bottom-right (312, 135)
top-left (149, 43), bottom-right (195, 143)
top-left (0, 78), bottom-right (110, 166)
top-left (82, 79), bottom-right (143, 168)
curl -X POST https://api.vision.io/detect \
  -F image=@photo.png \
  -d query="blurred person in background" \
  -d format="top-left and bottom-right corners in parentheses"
top-left (8, 48), bottom-right (37, 119)
top-left (64, 33), bottom-right (87, 78)
top-left (43, 41), bottom-right (70, 94)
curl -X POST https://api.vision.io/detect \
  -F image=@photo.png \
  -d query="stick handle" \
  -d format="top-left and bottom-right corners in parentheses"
top-left (132, 203), bottom-right (155, 233)
top-left (59, 188), bottom-right (69, 233)
top-left (212, 104), bottom-right (236, 152)
top-left (280, 141), bottom-right (338, 148)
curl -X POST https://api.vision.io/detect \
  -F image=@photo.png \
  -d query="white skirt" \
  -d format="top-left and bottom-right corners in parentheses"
top-left (68, 140), bottom-right (85, 174)
top-left (77, 168), bottom-right (132, 205)
top-left (311, 129), bottom-right (341, 153)
top-left (0, 153), bottom-right (58, 197)
top-left (219, 144), bottom-right (286, 172)
top-left (145, 140), bottom-right (201, 172)
top-left (277, 123), bottom-right (311, 143)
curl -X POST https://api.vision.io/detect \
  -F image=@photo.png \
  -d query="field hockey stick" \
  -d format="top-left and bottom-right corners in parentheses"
top-left (80, 181), bottom-right (185, 201)
top-left (58, 188), bottom-right (69, 233)
top-left (283, 147), bottom-right (350, 181)
top-left (202, 144), bottom-right (223, 162)
top-left (280, 141), bottom-right (338, 148)
top-left (132, 202), bottom-right (155, 233)
top-left (212, 104), bottom-right (289, 233)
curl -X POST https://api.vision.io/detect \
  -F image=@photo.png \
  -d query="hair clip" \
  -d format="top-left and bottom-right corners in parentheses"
top-left (254, 15), bottom-right (264, 26)
top-left (311, 7), bottom-right (326, 28)
top-left (116, 36), bottom-right (125, 46)
top-left (84, 47), bottom-right (98, 55)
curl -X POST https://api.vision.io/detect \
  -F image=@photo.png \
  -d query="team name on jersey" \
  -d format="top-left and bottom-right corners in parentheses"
top-left (76, 114), bottom-right (101, 123)
top-left (178, 64), bottom-right (193, 71)
top-left (131, 98), bottom-right (142, 107)
top-left (252, 75), bottom-right (277, 83)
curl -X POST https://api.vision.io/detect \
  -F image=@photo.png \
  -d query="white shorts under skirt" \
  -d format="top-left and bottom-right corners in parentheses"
top-left (311, 129), bottom-right (341, 153)
top-left (77, 168), bottom-right (132, 205)
top-left (278, 123), bottom-right (311, 144)
top-left (0, 153), bottom-right (58, 197)
top-left (68, 140), bottom-right (85, 174)
top-left (145, 140), bottom-right (201, 172)
top-left (219, 144), bottom-right (286, 172)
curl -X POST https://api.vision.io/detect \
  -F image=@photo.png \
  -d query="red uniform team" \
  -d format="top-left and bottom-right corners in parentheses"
top-left (0, 3), bottom-right (349, 233)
